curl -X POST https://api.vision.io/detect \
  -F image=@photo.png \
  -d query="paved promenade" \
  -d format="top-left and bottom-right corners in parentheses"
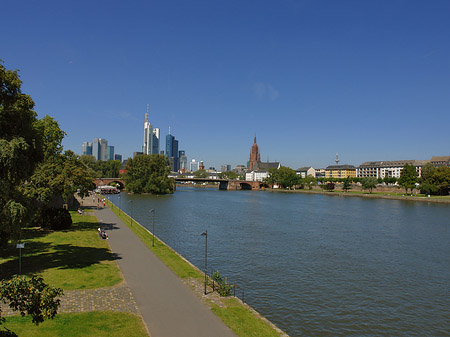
top-left (92, 200), bottom-right (237, 337)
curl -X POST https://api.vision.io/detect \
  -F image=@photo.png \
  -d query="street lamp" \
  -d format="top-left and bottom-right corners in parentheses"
top-left (150, 209), bottom-right (155, 247)
top-left (118, 195), bottom-right (121, 215)
top-left (200, 230), bottom-right (207, 295)
top-left (128, 200), bottom-right (133, 226)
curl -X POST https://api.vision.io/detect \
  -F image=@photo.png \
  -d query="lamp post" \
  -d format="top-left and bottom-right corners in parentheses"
top-left (200, 230), bottom-right (207, 295)
top-left (150, 209), bottom-right (155, 247)
top-left (128, 200), bottom-right (133, 226)
top-left (118, 195), bottom-right (121, 215)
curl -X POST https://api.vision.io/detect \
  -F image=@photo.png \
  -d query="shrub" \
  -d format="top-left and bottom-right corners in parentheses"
top-left (325, 182), bottom-right (335, 191)
top-left (212, 271), bottom-right (233, 297)
top-left (35, 207), bottom-right (72, 230)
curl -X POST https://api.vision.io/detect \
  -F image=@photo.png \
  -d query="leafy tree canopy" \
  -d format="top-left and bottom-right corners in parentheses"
top-left (398, 164), bottom-right (418, 194)
top-left (124, 154), bottom-right (175, 194)
top-left (361, 177), bottom-right (378, 193)
top-left (0, 275), bottom-right (63, 326)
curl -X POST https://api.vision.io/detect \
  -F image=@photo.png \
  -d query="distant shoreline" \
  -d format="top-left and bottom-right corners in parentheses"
top-left (264, 188), bottom-right (450, 204)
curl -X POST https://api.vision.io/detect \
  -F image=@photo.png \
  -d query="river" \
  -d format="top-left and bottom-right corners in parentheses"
top-left (107, 187), bottom-right (449, 336)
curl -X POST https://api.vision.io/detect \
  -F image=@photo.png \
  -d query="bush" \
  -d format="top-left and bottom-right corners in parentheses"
top-left (325, 182), bottom-right (335, 191)
top-left (211, 271), bottom-right (233, 297)
top-left (35, 207), bottom-right (72, 230)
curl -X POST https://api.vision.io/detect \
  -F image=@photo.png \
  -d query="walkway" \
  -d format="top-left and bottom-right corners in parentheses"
top-left (1, 283), bottom-right (138, 315)
top-left (93, 201), bottom-right (237, 337)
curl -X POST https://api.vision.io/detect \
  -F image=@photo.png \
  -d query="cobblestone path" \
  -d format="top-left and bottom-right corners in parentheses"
top-left (1, 282), bottom-right (139, 316)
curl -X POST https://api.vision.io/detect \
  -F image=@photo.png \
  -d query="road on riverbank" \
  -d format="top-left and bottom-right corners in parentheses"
top-left (88, 198), bottom-right (237, 337)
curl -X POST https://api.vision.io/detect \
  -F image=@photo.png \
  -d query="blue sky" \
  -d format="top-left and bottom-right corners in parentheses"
top-left (2, 0), bottom-right (449, 169)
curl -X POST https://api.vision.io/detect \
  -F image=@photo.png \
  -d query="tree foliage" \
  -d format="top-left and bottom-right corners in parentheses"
top-left (342, 177), bottom-right (352, 192)
top-left (124, 154), bottom-right (175, 194)
top-left (420, 163), bottom-right (450, 195)
top-left (398, 164), bottom-right (418, 194)
top-left (264, 166), bottom-right (301, 189)
top-left (361, 177), bottom-right (378, 193)
top-left (0, 275), bottom-right (63, 326)
top-left (79, 155), bottom-right (122, 178)
top-left (1, 61), bottom-right (42, 245)
top-left (1, 61), bottom-right (93, 246)
top-left (303, 175), bottom-right (316, 190)
top-left (218, 171), bottom-right (238, 180)
top-left (193, 169), bottom-right (208, 178)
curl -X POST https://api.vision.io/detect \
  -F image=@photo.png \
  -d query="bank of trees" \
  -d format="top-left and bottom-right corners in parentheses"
top-left (79, 155), bottom-right (122, 178)
top-left (124, 154), bottom-right (175, 194)
top-left (420, 163), bottom-right (450, 195)
top-left (1, 60), bottom-right (91, 327)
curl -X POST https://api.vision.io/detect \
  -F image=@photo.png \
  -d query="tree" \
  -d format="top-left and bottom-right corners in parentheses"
top-left (0, 275), bottom-right (63, 326)
top-left (218, 171), bottom-right (238, 180)
top-left (303, 175), bottom-right (316, 190)
top-left (0, 61), bottom-right (43, 246)
top-left (398, 164), bottom-right (418, 194)
top-left (263, 168), bottom-right (278, 187)
top-left (324, 182), bottom-right (335, 191)
top-left (193, 169), bottom-right (208, 178)
top-left (342, 177), bottom-right (352, 192)
top-left (125, 154), bottom-right (175, 194)
top-left (276, 166), bottom-right (301, 189)
top-left (361, 177), bottom-right (377, 193)
top-left (420, 164), bottom-right (450, 195)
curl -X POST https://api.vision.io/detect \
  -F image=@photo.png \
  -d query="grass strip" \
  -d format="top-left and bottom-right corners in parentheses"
top-left (1, 311), bottom-right (148, 337)
top-left (105, 198), bottom-right (285, 337)
top-left (0, 212), bottom-right (122, 290)
top-left (210, 298), bottom-right (281, 337)
top-left (106, 200), bottom-right (203, 280)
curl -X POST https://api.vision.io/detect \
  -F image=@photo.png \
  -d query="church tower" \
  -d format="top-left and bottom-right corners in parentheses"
top-left (248, 135), bottom-right (261, 171)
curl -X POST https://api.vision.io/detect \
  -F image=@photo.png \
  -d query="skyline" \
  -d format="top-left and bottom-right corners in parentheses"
top-left (2, 1), bottom-right (449, 169)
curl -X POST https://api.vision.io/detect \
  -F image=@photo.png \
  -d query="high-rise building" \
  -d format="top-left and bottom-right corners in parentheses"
top-left (190, 159), bottom-right (199, 172)
top-left (83, 138), bottom-right (118, 161)
top-left (93, 138), bottom-right (108, 161)
top-left (221, 164), bottom-right (231, 172)
top-left (166, 127), bottom-right (179, 172)
top-left (107, 146), bottom-right (115, 161)
top-left (248, 135), bottom-right (261, 171)
top-left (179, 150), bottom-right (187, 173)
top-left (82, 142), bottom-right (93, 156)
top-left (143, 105), bottom-right (160, 155)
top-left (114, 154), bottom-right (122, 162)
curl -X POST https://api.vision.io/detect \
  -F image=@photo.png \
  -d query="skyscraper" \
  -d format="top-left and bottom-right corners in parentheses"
top-left (179, 150), bottom-right (187, 173)
top-left (143, 105), bottom-right (160, 155)
top-left (248, 135), bottom-right (261, 170)
top-left (166, 127), bottom-right (179, 172)
top-left (107, 145), bottom-right (115, 161)
top-left (92, 138), bottom-right (108, 161)
top-left (82, 141), bottom-right (93, 155)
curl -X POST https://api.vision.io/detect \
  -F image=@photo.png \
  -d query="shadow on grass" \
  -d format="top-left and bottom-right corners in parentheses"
top-left (1, 243), bottom-right (121, 280)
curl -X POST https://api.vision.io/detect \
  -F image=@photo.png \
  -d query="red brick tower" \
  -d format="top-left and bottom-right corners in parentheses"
top-left (248, 135), bottom-right (261, 171)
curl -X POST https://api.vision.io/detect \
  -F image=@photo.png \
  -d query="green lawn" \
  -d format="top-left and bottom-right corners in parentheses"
top-left (1, 311), bottom-right (148, 337)
top-left (0, 212), bottom-right (122, 290)
top-left (211, 298), bottom-right (281, 337)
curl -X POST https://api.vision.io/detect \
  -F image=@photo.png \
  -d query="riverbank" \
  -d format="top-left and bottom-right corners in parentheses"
top-left (104, 197), bottom-right (288, 337)
top-left (265, 188), bottom-right (450, 204)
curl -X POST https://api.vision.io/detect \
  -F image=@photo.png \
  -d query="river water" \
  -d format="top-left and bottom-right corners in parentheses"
top-left (108, 187), bottom-right (449, 336)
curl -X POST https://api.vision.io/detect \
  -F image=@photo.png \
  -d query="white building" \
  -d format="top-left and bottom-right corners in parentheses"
top-left (295, 167), bottom-right (316, 178)
top-left (357, 160), bottom-right (429, 178)
top-left (143, 105), bottom-right (160, 155)
top-left (246, 170), bottom-right (269, 182)
top-left (190, 159), bottom-right (199, 172)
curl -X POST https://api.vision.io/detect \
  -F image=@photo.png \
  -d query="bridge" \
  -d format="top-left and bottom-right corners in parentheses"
top-left (175, 177), bottom-right (263, 190)
top-left (93, 178), bottom-right (125, 189)
top-left (94, 177), bottom-right (263, 191)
